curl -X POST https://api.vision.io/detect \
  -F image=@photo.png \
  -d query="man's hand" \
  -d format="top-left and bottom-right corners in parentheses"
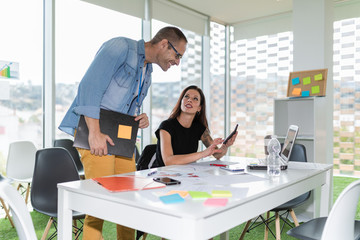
top-left (88, 131), bottom-right (114, 156)
top-left (135, 113), bottom-right (149, 129)
top-left (85, 116), bottom-right (114, 156)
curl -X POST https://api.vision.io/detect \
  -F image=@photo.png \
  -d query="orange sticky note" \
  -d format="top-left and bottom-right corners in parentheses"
top-left (166, 190), bottom-right (189, 198)
top-left (117, 125), bottom-right (132, 139)
top-left (292, 88), bottom-right (301, 96)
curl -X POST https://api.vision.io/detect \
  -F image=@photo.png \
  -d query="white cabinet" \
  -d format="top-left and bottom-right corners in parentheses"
top-left (274, 97), bottom-right (329, 221)
top-left (274, 97), bottom-right (327, 164)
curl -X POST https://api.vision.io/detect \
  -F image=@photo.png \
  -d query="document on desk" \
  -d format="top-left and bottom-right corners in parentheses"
top-left (203, 174), bottom-right (265, 185)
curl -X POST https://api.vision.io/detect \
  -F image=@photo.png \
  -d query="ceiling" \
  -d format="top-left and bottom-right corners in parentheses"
top-left (169, 0), bottom-right (293, 25)
top-left (169, 0), bottom-right (346, 25)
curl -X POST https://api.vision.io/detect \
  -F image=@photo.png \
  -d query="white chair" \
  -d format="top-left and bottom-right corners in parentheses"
top-left (287, 179), bottom-right (360, 240)
top-left (6, 141), bottom-right (37, 204)
top-left (0, 174), bottom-right (37, 240)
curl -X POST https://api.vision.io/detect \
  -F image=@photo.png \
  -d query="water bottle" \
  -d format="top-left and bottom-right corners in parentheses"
top-left (267, 137), bottom-right (281, 177)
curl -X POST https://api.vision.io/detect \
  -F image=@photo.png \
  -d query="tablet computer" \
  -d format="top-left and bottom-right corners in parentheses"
top-left (280, 125), bottom-right (299, 165)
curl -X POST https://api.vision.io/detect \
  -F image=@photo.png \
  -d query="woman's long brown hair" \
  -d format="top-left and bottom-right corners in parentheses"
top-left (169, 85), bottom-right (209, 129)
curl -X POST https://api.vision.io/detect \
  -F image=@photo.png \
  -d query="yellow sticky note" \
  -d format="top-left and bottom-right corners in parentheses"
top-left (292, 88), bottom-right (301, 96)
top-left (117, 125), bottom-right (132, 139)
top-left (212, 190), bottom-right (232, 198)
top-left (312, 85), bottom-right (320, 94)
top-left (303, 76), bottom-right (311, 85)
top-left (314, 73), bottom-right (323, 81)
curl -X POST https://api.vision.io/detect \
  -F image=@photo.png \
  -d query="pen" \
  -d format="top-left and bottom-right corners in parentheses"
top-left (210, 164), bottom-right (227, 167)
top-left (147, 170), bottom-right (157, 176)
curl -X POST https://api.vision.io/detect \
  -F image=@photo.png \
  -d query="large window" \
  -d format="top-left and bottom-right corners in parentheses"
top-left (230, 32), bottom-right (293, 158)
top-left (150, 20), bottom-right (202, 143)
top-left (55, 0), bottom-right (142, 139)
top-left (0, 0), bottom-right (43, 175)
top-left (333, 17), bottom-right (360, 176)
top-left (209, 22), bottom-right (226, 139)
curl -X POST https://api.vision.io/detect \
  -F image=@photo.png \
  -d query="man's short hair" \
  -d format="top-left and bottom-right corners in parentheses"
top-left (150, 26), bottom-right (187, 45)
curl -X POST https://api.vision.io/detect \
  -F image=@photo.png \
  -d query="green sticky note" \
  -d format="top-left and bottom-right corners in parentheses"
top-left (314, 73), bottom-right (323, 81)
top-left (312, 85), bottom-right (320, 94)
top-left (303, 76), bottom-right (311, 85)
top-left (189, 191), bottom-right (212, 200)
top-left (212, 190), bottom-right (232, 198)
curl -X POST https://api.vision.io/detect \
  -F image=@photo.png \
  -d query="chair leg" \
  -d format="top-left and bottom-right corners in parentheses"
top-left (24, 183), bottom-right (30, 204)
top-left (41, 217), bottom-right (54, 240)
top-left (143, 233), bottom-right (148, 239)
top-left (239, 220), bottom-right (252, 240)
top-left (264, 211), bottom-right (270, 240)
top-left (275, 212), bottom-right (281, 240)
top-left (289, 209), bottom-right (299, 226)
top-left (73, 219), bottom-right (78, 236)
top-left (0, 198), bottom-right (15, 228)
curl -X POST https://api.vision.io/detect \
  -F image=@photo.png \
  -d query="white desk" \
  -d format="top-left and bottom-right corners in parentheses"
top-left (58, 157), bottom-right (332, 240)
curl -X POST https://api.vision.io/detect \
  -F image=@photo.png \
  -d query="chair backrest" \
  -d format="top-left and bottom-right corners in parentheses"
top-left (281, 143), bottom-right (307, 163)
top-left (6, 141), bottom-right (37, 181)
top-left (136, 144), bottom-right (157, 170)
top-left (53, 139), bottom-right (84, 174)
top-left (0, 175), bottom-right (37, 240)
top-left (31, 147), bottom-right (80, 216)
top-left (321, 179), bottom-right (360, 240)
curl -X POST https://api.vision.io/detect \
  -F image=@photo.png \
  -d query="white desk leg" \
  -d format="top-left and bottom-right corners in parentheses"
top-left (314, 168), bottom-right (332, 218)
top-left (219, 231), bottom-right (229, 240)
top-left (320, 169), bottom-right (332, 216)
top-left (58, 188), bottom-right (73, 240)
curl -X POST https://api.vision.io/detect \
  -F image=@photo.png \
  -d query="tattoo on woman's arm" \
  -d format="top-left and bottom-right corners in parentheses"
top-left (202, 129), bottom-right (212, 148)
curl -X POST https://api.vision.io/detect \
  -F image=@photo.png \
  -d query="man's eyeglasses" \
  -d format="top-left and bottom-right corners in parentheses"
top-left (168, 41), bottom-right (182, 60)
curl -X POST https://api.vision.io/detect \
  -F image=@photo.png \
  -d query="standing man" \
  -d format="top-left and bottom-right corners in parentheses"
top-left (59, 26), bottom-right (187, 240)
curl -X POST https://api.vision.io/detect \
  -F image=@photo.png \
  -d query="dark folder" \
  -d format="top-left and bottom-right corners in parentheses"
top-left (73, 109), bottom-right (139, 158)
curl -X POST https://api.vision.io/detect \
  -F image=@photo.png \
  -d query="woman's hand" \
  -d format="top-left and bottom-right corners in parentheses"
top-left (222, 131), bottom-right (238, 148)
top-left (202, 138), bottom-right (223, 158)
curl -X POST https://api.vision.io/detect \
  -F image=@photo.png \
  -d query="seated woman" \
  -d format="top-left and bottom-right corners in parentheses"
top-left (153, 85), bottom-right (237, 167)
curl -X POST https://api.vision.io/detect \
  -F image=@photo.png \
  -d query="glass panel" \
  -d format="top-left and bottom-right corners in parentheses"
top-left (333, 17), bottom-right (360, 176)
top-left (230, 31), bottom-right (293, 158)
top-left (55, 0), bottom-right (142, 141)
top-left (209, 22), bottom-right (226, 139)
top-left (0, 0), bottom-right (43, 172)
top-left (151, 19), bottom-right (202, 143)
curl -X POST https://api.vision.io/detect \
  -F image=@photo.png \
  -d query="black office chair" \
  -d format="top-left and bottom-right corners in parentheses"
top-left (136, 144), bottom-right (157, 171)
top-left (240, 143), bottom-right (311, 240)
top-left (31, 147), bottom-right (85, 240)
top-left (54, 139), bottom-right (85, 178)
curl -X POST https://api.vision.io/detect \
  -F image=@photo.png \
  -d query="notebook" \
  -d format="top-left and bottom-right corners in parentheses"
top-left (93, 176), bottom-right (166, 192)
top-left (73, 109), bottom-right (139, 158)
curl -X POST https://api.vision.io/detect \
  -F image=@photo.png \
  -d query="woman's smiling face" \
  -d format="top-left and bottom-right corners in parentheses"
top-left (181, 89), bottom-right (202, 114)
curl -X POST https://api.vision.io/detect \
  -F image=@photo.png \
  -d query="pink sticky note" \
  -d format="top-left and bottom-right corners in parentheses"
top-left (204, 198), bottom-right (228, 207)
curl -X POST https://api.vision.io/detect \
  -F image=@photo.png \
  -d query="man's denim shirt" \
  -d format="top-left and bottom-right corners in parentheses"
top-left (59, 37), bottom-right (153, 136)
